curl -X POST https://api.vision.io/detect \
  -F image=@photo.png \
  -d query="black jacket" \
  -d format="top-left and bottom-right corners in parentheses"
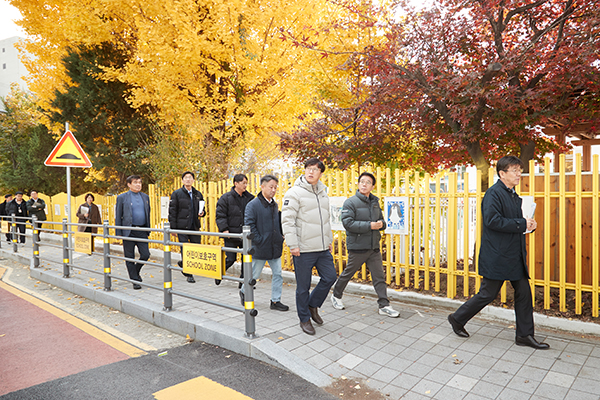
top-left (0, 201), bottom-right (8, 219)
top-left (168, 186), bottom-right (206, 230)
top-left (341, 190), bottom-right (385, 251)
top-left (244, 192), bottom-right (283, 260)
top-left (216, 188), bottom-right (254, 233)
top-left (26, 198), bottom-right (47, 221)
top-left (478, 179), bottom-right (528, 281)
top-left (7, 200), bottom-right (28, 219)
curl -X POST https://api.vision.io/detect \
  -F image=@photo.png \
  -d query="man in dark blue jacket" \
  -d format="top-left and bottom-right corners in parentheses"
top-left (115, 175), bottom-right (151, 289)
top-left (240, 175), bottom-right (288, 311)
top-left (448, 156), bottom-right (549, 350)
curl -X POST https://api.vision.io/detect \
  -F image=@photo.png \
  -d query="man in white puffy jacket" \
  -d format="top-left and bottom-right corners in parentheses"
top-left (282, 158), bottom-right (337, 335)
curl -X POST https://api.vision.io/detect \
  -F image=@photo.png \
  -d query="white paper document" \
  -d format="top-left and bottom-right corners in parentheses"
top-left (521, 196), bottom-right (536, 234)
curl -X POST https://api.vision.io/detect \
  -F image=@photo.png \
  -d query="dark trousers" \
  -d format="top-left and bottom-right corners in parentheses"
top-left (293, 250), bottom-right (337, 323)
top-left (15, 222), bottom-right (26, 243)
top-left (177, 232), bottom-right (201, 277)
top-left (123, 230), bottom-right (150, 282)
top-left (224, 238), bottom-right (244, 279)
top-left (333, 250), bottom-right (389, 308)
top-left (34, 223), bottom-right (43, 242)
top-left (453, 276), bottom-right (534, 337)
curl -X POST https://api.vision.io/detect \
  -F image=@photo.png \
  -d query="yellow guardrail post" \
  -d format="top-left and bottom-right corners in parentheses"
top-left (404, 170), bottom-right (411, 288)
top-left (593, 155), bottom-right (599, 317)
top-left (462, 171), bottom-right (470, 297)
top-left (384, 167), bottom-right (392, 285)
top-left (527, 160), bottom-right (536, 306)
top-left (559, 154), bottom-right (567, 312)
top-left (447, 172), bottom-right (457, 299)
top-left (423, 172), bottom-right (431, 291)
top-left (435, 172), bottom-right (442, 292)
top-left (414, 172), bottom-right (421, 289)
top-left (543, 156), bottom-right (551, 309)
top-left (474, 169), bottom-right (482, 293)
top-left (575, 153), bottom-right (582, 314)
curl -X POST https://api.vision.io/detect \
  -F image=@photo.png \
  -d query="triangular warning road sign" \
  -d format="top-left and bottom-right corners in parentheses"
top-left (44, 131), bottom-right (92, 168)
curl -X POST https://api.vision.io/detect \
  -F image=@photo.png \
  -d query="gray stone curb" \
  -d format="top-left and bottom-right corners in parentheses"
top-left (1, 247), bottom-right (331, 387)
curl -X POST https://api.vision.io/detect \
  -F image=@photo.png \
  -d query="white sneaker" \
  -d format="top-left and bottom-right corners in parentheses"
top-left (331, 295), bottom-right (345, 310)
top-left (378, 306), bottom-right (400, 318)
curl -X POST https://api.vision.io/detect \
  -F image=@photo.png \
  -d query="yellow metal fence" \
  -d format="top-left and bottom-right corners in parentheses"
top-left (35, 154), bottom-right (599, 317)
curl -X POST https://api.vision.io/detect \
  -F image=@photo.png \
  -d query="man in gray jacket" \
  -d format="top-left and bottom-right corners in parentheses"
top-left (331, 172), bottom-right (399, 317)
top-left (282, 158), bottom-right (337, 335)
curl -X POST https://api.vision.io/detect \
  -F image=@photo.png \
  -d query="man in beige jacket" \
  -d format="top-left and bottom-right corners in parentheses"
top-left (282, 158), bottom-right (336, 335)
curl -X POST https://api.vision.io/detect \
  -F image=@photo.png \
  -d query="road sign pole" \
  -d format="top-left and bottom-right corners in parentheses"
top-left (65, 122), bottom-right (73, 262)
top-left (67, 165), bottom-right (73, 262)
top-left (44, 122), bottom-right (91, 264)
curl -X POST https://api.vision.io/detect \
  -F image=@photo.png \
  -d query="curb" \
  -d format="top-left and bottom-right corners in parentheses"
top-left (0, 247), bottom-right (332, 387)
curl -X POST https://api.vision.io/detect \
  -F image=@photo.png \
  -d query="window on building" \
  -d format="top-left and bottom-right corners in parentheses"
top-left (1, 48), bottom-right (5, 53)
top-left (2, 64), bottom-right (5, 69)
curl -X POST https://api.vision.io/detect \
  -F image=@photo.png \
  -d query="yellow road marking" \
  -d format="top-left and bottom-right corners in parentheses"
top-left (153, 376), bottom-right (253, 400)
top-left (0, 267), bottom-right (147, 358)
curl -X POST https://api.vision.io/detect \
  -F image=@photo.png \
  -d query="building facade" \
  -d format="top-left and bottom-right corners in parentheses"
top-left (0, 36), bottom-right (28, 112)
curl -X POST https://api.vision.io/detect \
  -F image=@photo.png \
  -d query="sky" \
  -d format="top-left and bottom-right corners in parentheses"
top-left (0, 1), bottom-right (25, 41)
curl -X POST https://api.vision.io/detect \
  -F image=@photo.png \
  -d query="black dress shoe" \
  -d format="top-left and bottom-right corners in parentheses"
top-left (239, 290), bottom-right (245, 306)
top-left (270, 301), bottom-right (289, 311)
top-left (448, 314), bottom-right (469, 338)
top-left (516, 335), bottom-right (550, 350)
top-left (309, 307), bottom-right (323, 325)
top-left (133, 283), bottom-right (142, 290)
top-left (187, 275), bottom-right (196, 283)
top-left (300, 320), bottom-right (315, 335)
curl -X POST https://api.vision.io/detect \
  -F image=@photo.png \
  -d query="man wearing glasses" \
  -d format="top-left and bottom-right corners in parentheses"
top-left (282, 158), bottom-right (337, 335)
top-left (448, 156), bottom-right (549, 350)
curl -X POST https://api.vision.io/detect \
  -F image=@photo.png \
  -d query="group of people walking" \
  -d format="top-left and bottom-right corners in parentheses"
top-left (2, 155), bottom-right (550, 350)
top-left (0, 190), bottom-right (47, 244)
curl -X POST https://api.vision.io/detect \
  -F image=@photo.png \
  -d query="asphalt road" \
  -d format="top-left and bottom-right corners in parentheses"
top-left (0, 259), bottom-right (338, 400)
top-left (2, 341), bottom-right (338, 400)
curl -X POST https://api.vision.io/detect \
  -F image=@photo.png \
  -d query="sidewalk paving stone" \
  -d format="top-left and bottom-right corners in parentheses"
top-left (5, 239), bottom-right (600, 399)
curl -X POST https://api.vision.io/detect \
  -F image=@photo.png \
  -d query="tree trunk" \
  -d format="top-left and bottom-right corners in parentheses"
top-left (465, 140), bottom-right (490, 191)
top-left (519, 140), bottom-right (536, 173)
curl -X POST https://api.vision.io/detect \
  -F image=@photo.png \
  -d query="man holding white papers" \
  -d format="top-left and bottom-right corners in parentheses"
top-left (448, 156), bottom-right (549, 350)
top-left (215, 174), bottom-right (255, 286)
top-left (169, 171), bottom-right (207, 283)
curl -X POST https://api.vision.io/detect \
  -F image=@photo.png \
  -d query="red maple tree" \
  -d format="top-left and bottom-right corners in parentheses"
top-left (279, 0), bottom-right (600, 186)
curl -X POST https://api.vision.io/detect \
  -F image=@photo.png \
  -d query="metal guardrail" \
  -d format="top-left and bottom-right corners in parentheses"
top-left (14, 215), bottom-right (259, 338)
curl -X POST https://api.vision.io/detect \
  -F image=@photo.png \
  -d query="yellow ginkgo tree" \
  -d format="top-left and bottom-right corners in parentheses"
top-left (11, 0), bottom-right (355, 180)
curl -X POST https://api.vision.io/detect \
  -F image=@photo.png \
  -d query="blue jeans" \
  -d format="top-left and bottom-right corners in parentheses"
top-left (241, 258), bottom-right (283, 302)
top-left (293, 250), bottom-right (337, 323)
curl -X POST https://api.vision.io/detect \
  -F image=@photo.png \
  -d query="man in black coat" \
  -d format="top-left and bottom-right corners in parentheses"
top-left (169, 171), bottom-right (206, 283)
top-left (448, 156), bottom-right (549, 350)
top-left (0, 194), bottom-right (13, 242)
top-left (215, 174), bottom-right (254, 285)
top-left (7, 191), bottom-right (28, 244)
top-left (240, 175), bottom-right (288, 311)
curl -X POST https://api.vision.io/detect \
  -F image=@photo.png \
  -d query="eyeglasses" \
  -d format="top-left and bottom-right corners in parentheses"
top-left (505, 169), bottom-right (522, 175)
top-left (359, 180), bottom-right (374, 185)
top-left (305, 167), bottom-right (321, 173)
